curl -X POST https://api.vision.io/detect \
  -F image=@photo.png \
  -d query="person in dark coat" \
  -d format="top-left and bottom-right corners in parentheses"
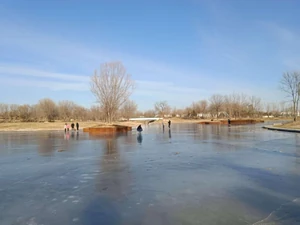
top-left (76, 122), bottom-right (79, 131)
top-left (137, 124), bottom-right (143, 132)
top-left (168, 120), bottom-right (171, 128)
top-left (71, 123), bottom-right (75, 130)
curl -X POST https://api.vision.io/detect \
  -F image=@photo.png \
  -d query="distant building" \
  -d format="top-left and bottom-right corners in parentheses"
top-left (280, 111), bottom-right (300, 116)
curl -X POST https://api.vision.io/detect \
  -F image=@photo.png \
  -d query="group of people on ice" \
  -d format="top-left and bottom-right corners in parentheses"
top-left (64, 122), bottom-right (79, 132)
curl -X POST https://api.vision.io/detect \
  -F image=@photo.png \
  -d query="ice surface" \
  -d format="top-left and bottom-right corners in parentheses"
top-left (0, 123), bottom-right (300, 225)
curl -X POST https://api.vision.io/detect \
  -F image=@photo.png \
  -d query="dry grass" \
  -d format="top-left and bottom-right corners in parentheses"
top-left (0, 117), bottom-right (270, 131)
top-left (0, 121), bottom-right (101, 131)
top-left (277, 121), bottom-right (300, 129)
top-left (0, 120), bottom-right (152, 131)
top-left (0, 119), bottom-right (201, 131)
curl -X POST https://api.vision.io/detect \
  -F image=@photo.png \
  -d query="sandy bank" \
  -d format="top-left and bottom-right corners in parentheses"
top-left (0, 121), bottom-right (139, 132)
top-left (0, 119), bottom-right (202, 132)
top-left (273, 121), bottom-right (300, 130)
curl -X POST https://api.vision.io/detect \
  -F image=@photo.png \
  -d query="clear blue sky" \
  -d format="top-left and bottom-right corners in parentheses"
top-left (1, 0), bottom-right (299, 110)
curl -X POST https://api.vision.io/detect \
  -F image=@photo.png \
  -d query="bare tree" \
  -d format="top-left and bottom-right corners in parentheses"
top-left (89, 105), bottom-right (104, 121)
top-left (18, 104), bottom-right (32, 122)
top-left (58, 100), bottom-right (75, 121)
top-left (248, 96), bottom-right (262, 118)
top-left (0, 103), bottom-right (9, 121)
top-left (171, 107), bottom-right (184, 117)
top-left (224, 95), bottom-right (234, 118)
top-left (199, 100), bottom-right (208, 114)
top-left (183, 106), bottom-right (193, 118)
top-left (209, 94), bottom-right (224, 118)
top-left (237, 93), bottom-right (248, 118)
top-left (189, 101), bottom-right (205, 118)
top-left (37, 98), bottom-right (58, 122)
top-left (9, 104), bottom-right (19, 121)
top-left (229, 93), bottom-right (248, 119)
top-left (279, 101), bottom-right (288, 117)
top-left (31, 104), bottom-right (44, 122)
top-left (191, 102), bottom-right (200, 115)
top-left (280, 71), bottom-right (300, 121)
top-left (120, 100), bottom-right (137, 120)
top-left (154, 101), bottom-right (171, 117)
top-left (90, 62), bottom-right (135, 123)
top-left (72, 105), bottom-right (88, 121)
top-left (265, 103), bottom-right (272, 118)
top-left (143, 109), bottom-right (156, 118)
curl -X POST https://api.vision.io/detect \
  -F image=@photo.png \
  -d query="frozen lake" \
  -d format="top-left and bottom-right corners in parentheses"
top-left (0, 123), bottom-right (300, 225)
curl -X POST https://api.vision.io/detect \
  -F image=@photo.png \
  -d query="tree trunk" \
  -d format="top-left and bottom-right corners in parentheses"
top-left (294, 109), bottom-right (296, 121)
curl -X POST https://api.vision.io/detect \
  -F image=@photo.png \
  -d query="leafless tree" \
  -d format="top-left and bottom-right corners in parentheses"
top-left (143, 109), bottom-right (156, 118)
top-left (89, 105), bottom-right (104, 121)
top-left (191, 102), bottom-right (200, 114)
top-left (265, 103), bottom-right (272, 118)
top-left (73, 105), bottom-right (88, 121)
top-left (134, 110), bottom-right (143, 117)
top-left (223, 95), bottom-right (234, 118)
top-left (189, 101), bottom-right (207, 118)
top-left (199, 100), bottom-right (208, 114)
top-left (280, 71), bottom-right (300, 121)
top-left (238, 93), bottom-right (248, 118)
top-left (90, 62), bottom-right (135, 123)
top-left (209, 94), bottom-right (224, 118)
top-left (188, 100), bottom-right (209, 119)
top-left (271, 102), bottom-right (281, 117)
top-left (279, 101), bottom-right (290, 117)
top-left (171, 107), bottom-right (184, 117)
top-left (30, 104), bottom-right (44, 122)
top-left (0, 103), bottom-right (9, 121)
top-left (9, 104), bottom-right (19, 121)
top-left (279, 101), bottom-right (285, 114)
top-left (18, 104), bottom-right (32, 122)
top-left (284, 103), bottom-right (294, 117)
top-left (120, 100), bottom-right (137, 120)
top-left (227, 94), bottom-right (246, 118)
top-left (58, 100), bottom-right (75, 121)
top-left (183, 106), bottom-right (192, 118)
top-left (37, 98), bottom-right (58, 122)
top-left (154, 101), bottom-right (171, 117)
top-left (248, 96), bottom-right (262, 118)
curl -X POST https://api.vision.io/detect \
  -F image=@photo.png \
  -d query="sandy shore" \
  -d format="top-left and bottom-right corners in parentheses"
top-left (0, 117), bottom-right (281, 132)
top-left (275, 121), bottom-right (300, 130)
top-left (0, 119), bottom-right (201, 132)
top-left (0, 121), bottom-right (99, 132)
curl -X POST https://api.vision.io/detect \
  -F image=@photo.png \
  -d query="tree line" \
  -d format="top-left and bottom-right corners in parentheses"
top-left (1, 62), bottom-right (297, 123)
top-left (148, 95), bottom-right (292, 119)
top-left (0, 99), bottom-right (139, 122)
top-left (0, 94), bottom-right (292, 123)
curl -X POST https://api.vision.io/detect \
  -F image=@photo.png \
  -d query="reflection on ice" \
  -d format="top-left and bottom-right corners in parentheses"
top-left (0, 123), bottom-right (300, 225)
top-left (137, 133), bottom-right (142, 144)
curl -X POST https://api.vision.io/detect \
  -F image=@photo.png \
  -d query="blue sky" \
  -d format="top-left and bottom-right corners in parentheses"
top-left (1, 0), bottom-right (299, 110)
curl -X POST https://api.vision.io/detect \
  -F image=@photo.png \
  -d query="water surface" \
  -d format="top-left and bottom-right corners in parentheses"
top-left (0, 123), bottom-right (300, 225)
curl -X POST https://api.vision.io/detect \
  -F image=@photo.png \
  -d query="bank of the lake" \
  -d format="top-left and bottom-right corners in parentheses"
top-left (0, 119), bottom-right (198, 132)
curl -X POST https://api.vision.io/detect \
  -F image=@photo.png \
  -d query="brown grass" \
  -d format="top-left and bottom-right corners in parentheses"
top-left (0, 121), bottom-right (101, 131)
top-left (276, 121), bottom-right (300, 129)
top-left (0, 117), bottom-right (274, 131)
top-left (0, 118), bottom-right (202, 131)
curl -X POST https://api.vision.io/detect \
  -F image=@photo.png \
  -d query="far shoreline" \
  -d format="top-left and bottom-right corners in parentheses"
top-left (0, 119), bottom-right (199, 132)
top-left (0, 118), bottom-right (279, 132)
